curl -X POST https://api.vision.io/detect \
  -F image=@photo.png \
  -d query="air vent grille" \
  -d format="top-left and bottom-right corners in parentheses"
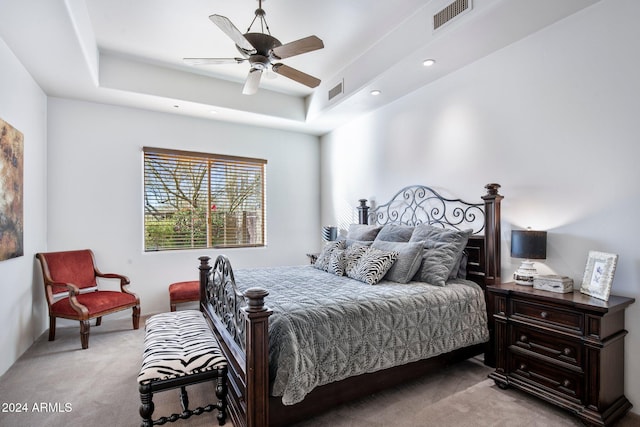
top-left (328, 80), bottom-right (343, 101)
top-left (433, 0), bottom-right (470, 31)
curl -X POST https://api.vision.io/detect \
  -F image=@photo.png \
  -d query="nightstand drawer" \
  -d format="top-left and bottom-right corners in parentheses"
top-left (510, 324), bottom-right (582, 367)
top-left (511, 298), bottom-right (583, 334)
top-left (509, 352), bottom-right (583, 404)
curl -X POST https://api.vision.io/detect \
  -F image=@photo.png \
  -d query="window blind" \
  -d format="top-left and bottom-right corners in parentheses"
top-left (143, 147), bottom-right (266, 251)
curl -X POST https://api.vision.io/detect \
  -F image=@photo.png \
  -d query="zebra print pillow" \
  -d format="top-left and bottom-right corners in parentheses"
top-left (328, 249), bottom-right (346, 276)
top-left (347, 246), bottom-right (399, 285)
top-left (138, 310), bottom-right (227, 384)
top-left (344, 243), bottom-right (370, 277)
top-left (313, 240), bottom-right (346, 272)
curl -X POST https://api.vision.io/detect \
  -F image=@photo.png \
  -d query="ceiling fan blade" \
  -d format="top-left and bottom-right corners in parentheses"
top-left (183, 57), bottom-right (246, 65)
top-left (209, 14), bottom-right (256, 53)
top-left (271, 35), bottom-right (324, 60)
top-left (243, 68), bottom-right (263, 95)
top-left (272, 63), bottom-right (321, 88)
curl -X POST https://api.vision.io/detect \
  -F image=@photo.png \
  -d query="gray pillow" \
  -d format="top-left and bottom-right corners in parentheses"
top-left (346, 224), bottom-right (383, 241)
top-left (371, 240), bottom-right (423, 283)
top-left (409, 224), bottom-right (472, 286)
top-left (345, 239), bottom-right (373, 248)
top-left (449, 250), bottom-right (468, 279)
top-left (374, 224), bottom-right (414, 242)
top-left (347, 246), bottom-right (399, 285)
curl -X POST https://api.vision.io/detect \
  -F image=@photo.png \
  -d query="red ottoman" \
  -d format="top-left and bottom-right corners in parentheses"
top-left (168, 281), bottom-right (199, 312)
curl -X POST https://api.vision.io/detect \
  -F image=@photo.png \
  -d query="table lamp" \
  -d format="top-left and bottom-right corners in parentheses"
top-left (511, 229), bottom-right (547, 286)
top-left (322, 226), bottom-right (337, 242)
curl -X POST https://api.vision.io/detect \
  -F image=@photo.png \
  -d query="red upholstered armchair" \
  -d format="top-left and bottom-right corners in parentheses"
top-left (36, 249), bottom-right (140, 349)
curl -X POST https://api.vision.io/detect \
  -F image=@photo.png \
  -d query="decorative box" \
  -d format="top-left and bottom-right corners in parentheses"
top-left (533, 275), bottom-right (574, 293)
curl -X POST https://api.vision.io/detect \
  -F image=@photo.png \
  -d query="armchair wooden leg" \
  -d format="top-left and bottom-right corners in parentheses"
top-left (96, 317), bottom-right (102, 326)
top-left (133, 305), bottom-right (140, 330)
top-left (48, 316), bottom-right (56, 341)
top-left (80, 320), bottom-right (90, 349)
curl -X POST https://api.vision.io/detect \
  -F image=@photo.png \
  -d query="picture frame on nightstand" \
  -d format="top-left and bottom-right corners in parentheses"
top-left (580, 250), bottom-right (618, 301)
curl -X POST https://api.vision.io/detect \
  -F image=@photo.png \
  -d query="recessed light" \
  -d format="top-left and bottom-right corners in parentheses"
top-left (370, 90), bottom-right (381, 96)
top-left (422, 59), bottom-right (436, 67)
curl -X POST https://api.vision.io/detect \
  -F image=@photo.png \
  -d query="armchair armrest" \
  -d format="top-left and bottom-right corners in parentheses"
top-left (47, 281), bottom-right (90, 318)
top-left (95, 270), bottom-right (134, 294)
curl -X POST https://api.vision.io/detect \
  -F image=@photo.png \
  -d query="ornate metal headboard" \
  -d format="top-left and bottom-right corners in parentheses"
top-left (358, 185), bottom-right (485, 234)
top-left (357, 184), bottom-right (503, 287)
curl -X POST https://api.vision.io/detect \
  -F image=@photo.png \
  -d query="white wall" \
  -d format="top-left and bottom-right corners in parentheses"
top-left (321, 0), bottom-right (640, 413)
top-left (0, 38), bottom-right (48, 376)
top-left (46, 98), bottom-right (320, 316)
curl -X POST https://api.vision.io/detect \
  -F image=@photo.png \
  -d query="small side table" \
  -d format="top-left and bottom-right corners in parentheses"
top-left (306, 253), bottom-right (319, 265)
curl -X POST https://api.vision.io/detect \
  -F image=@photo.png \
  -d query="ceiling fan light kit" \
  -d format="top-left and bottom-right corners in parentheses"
top-left (184, 0), bottom-right (324, 95)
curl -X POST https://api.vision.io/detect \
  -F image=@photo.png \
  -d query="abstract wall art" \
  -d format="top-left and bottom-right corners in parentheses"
top-left (0, 117), bottom-right (24, 261)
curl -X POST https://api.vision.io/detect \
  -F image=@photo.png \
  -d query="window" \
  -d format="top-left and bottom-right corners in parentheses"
top-left (143, 147), bottom-right (266, 251)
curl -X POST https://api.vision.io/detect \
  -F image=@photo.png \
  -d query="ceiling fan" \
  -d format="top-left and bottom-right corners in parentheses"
top-left (184, 0), bottom-right (324, 95)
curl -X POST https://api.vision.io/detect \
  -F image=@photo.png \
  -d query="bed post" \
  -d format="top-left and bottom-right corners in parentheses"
top-left (357, 199), bottom-right (369, 225)
top-left (198, 256), bottom-right (211, 307)
top-left (244, 288), bottom-right (271, 427)
top-left (481, 183), bottom-right (503, 286)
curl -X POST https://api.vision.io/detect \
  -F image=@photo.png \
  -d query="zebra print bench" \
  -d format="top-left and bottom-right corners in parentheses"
top-left (137, 310), bottom-right (228, 427)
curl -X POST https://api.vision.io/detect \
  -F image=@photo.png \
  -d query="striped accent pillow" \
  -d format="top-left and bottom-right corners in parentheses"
top-left (328, 249), bottom-right (346, 276)
top-left (347, 247), bottom-right (399, 285)
top-left (313, 240), bottom-right (346, 272)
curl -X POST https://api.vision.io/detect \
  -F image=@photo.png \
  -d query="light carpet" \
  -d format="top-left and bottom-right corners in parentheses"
top-left (0, 315), bottom-right (638, 427)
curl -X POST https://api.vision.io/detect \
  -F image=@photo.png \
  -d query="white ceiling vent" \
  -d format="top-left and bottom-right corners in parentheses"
top-left (328, 79), bottom-right (344, 102)
top-left (433, 0), bottom-right (472, 31)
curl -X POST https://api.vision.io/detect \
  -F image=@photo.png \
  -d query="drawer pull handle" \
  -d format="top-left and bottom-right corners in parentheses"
top-left (563, 379), bottom-right (571, 388)
top-left (540, 311), bottom-right (549, 319)
top-left (519, 363), bottom-right (527, 371)
top-left (563, 348), bottom-right (571, 356)
top-left (520, 335), bottom-right (528, 343)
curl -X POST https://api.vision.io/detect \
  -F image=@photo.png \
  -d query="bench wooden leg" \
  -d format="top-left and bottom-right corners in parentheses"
top-left (179, 386), bottom-right (189, 413)
top-left (139, 383), bottom-right (155, 427)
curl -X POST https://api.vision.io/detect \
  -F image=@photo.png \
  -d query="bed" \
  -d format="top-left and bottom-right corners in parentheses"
top-left (198, 183), bottom-right (503, 427)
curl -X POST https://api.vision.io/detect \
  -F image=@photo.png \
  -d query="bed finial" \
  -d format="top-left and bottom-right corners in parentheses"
top-left (484, 183), bottom-right (501, 196)
top-left (358, 199), bottom-right (370, 225)
top-left (244, 288), bottom-right (270, 312)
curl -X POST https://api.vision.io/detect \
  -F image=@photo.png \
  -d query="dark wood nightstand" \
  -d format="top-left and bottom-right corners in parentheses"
top-left (486, 282), bottom-right (635, 427)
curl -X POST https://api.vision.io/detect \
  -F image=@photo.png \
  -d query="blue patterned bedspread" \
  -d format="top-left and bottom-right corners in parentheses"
top-left (231, 265), bottom-right (489, 405)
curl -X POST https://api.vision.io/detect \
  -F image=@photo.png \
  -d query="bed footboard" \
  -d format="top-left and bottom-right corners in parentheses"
top-left (199, 255), bottom-right (272, 427)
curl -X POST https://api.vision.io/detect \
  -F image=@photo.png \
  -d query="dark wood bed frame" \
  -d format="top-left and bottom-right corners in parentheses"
top-left (199, 183), bottom-right (503, 427)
